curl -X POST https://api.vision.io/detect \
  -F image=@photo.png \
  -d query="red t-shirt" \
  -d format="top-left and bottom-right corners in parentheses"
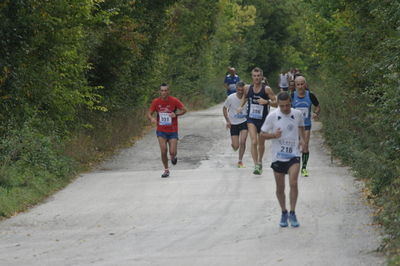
top-left (149, 96), bottom-right (185, 133)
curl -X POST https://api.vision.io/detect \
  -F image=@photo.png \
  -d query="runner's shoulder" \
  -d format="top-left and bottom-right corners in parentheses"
top-left (291, 108), bottom-right (303, 117)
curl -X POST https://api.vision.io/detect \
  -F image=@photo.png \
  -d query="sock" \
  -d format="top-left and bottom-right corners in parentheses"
top-left (302, 152), bottom-right (309, 169)
top-left (282, 210), bottom-right (288, 214)
top-left (290, 210), bottom-right (295, 215)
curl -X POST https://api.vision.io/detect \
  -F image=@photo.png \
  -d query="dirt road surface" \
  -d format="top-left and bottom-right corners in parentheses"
top-left (0, 104), bottom-right (384, 265)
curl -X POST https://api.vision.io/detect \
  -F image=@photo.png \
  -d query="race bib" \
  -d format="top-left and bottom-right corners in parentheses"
top-left (297, 107), bottom-right (309, 119)
top-left (159, 112), bottom-right (172, 126)
top-left (249, 104), bottom-right (263, 119)
top-left (277, 139), bottom-right (296, 159)
top-left (234, 110), bottom-right (246, 119)
top-left (229, 84), bottom-right (236, 90)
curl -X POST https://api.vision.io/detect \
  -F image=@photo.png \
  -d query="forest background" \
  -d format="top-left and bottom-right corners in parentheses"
top-left (0, 0), bottom-right (399, 264)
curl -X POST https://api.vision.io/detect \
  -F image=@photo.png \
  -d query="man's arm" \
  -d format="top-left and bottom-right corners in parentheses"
top-left (266, 86), bottom-right (277, 107)
top-left (147, 110), bottom-right (156, 124)
top-left (239, 85), bottom-right (249, 108)
top-left (310, 92), bottom-right (321, 119)
top-left (222, 106), bottom-right (231, 128)
top-left (171, 106), bottom-right (187, 118)
top-left (261, 128), bottom-right (282, 140)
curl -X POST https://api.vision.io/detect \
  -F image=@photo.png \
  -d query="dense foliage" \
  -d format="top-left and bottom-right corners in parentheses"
top-left (0, 0), bottom-right (398, 263)
top-left (293, 0), bottom-right (400, 263)
top-left (0, 1), bottom-right (290, 216)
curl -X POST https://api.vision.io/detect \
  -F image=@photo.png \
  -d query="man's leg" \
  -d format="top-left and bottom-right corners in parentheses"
top-left (274, 170), bottom-right (288, 227)
top-left (274, 171), bottom-right (286, 211)
top-left (168, 138), bottom-right (178, 162)
top-left (301, 130), bottom-right (311, 176)
top-left (288, 162), bottom-right (300, 211)
top-left (231, 135), bottom-right (239, 151)
top-left (238, 129), bottom-right (248, 162)
top-left (157, 137), bottom-right (169, 169)
top-left (247, 123), bottom-right (258, 165)
top-left (257, 133), bottom-right (265, 165)
top-left (288, 160), bottom-right (301, 227)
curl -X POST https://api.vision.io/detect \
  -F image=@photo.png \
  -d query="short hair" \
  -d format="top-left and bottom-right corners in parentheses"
top-left (294, 76), bottom-right (306, 83)
top-left (236, 81), bottom-right (246, 88)
top-left (277, 91), bottom-right (291, 102)
top-left (160, 83), bottom-right (168, 89)
top-left (251, 67), bottom-right (263, 76)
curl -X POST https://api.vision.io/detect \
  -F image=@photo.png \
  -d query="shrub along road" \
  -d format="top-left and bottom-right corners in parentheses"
top-left (0, 104), bottom-right (384, 265)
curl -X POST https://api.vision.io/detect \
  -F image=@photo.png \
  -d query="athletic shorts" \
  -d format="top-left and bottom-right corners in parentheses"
top-left (156, 131), bottom-right (178, 140)
top-left (230, 121), bottom-right (248, 136)
top-left (305, 125), bottom-right (311, 130)
top-left (247, 119), bottom-right (264, 133)
top-left (271, 157), bottom-right (300, 174)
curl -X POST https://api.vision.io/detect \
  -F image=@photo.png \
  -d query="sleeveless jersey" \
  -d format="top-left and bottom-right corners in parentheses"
top-left (292, 90), bottom-right (312, 127)
top-left (247, 84), bottom-right (270, 121)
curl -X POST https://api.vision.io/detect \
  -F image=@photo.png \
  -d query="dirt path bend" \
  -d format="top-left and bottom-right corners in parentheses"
top-left (0, 104), bottom-right (384, 266)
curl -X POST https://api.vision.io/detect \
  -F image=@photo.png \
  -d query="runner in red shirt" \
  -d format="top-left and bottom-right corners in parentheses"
top-left (147, 83), bottom-right (187, 178)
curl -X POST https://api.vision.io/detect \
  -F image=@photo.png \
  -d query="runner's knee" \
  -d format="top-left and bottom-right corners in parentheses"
top-left (289, 182), bottom-right (298, 190)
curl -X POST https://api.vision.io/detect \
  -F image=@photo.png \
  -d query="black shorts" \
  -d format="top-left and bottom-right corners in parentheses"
top-left (305, 125), bottom-right (311, 130)
top-left (271, 157), bottom-right (300, 174)
top-left (247, 119), bottom-right (264, 133)
top-left (230, 121), bottom-right (248, 136)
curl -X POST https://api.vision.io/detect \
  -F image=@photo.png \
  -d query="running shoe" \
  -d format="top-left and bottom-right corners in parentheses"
top-left (237, 161), bottom-right (245, 168)
top-left (289, 212), bottom-right (300, 227)
top-left (253, 164), bottom-right (261, 175)
top-left (171, 157), bottom-right (178, 165)
top-left (279, 212), bottom-right (289, 227)
top-left (161, 169), bottom-right (170, 178)
top-left (301, 168), bottom-right (309, 177)
top-left (258, 163), bottom-right (263, 170)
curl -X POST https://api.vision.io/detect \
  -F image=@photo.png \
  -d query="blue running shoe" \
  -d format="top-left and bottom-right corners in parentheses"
top-left (289, 212), bottom-right (300, 227)
top-left (279, 212), bottom-right (288, 227)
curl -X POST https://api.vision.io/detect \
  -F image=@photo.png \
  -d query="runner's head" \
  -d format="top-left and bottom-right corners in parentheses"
top-left (251, 67), bottom-right (263, 85)
top-left (228, 67), bottom-right (236, 76)
top-left (236, 81), bottom-right (245, 96)
top-left (295, 76), bottom-right (306, 92)
top-left (277, 91), bottom-right (291, 114)
top-left (159, 83), bottom-right (169, 99)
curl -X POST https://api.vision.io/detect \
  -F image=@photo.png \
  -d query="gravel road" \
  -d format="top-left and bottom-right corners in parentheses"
top-left (0, 104), bottom-right (384, 266)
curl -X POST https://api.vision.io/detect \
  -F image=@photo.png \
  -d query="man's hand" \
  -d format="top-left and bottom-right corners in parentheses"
top-left (257, 98), bottom-right (270, 105)
top-left (170, 112), bottom-right (177, 118)
top-left (274, 128), bottom-right (282, 138)
top-left (226, 121), bottom-right (232, 129)
top-left (150, 117), bottom-right (157, 124)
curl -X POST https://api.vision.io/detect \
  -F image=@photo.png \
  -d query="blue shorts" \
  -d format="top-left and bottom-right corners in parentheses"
top-left (156, 131), bottom-right (178, 140)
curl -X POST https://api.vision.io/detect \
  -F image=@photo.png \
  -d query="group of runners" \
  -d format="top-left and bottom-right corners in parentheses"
top-left (147, 67), bottom-right (320, 227)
